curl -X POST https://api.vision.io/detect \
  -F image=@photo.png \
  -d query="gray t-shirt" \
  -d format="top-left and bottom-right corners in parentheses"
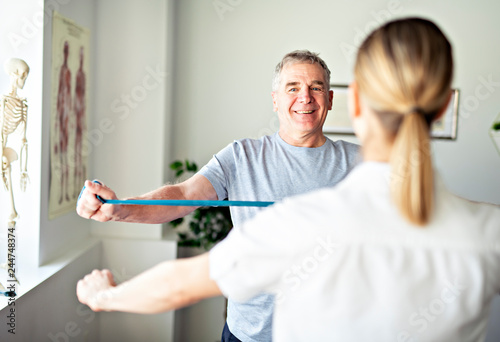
top-left (199, 132), bottom-right (360, 342)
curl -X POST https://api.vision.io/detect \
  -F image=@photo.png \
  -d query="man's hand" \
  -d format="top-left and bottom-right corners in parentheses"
top-left (77, 269), bottom-right (116, 312)
top-left (76, 180), bottom-right (120, 222)
top-left (76, 174), bottom-right (219, 224)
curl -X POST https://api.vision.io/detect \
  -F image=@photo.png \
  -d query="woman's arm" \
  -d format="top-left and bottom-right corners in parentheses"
top-left (76, 253), bottom-right (222, 314)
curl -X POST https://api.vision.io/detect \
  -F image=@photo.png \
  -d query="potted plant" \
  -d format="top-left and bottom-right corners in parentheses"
top-left (168, 160), bottom-right (233, 251)
top-left (169, 160), bottom-right (233, 329)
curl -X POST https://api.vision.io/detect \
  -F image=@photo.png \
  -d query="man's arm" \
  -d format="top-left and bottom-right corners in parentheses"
top-left (76, 253), bottom-right (222, 314)
top-left (76, 174), bottom-right (218, 224)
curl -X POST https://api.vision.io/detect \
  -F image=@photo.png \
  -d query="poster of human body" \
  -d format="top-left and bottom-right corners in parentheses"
top-left (49, 12), bottom-right (90, 219)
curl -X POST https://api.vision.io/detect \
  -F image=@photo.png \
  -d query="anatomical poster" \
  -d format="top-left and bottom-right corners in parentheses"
top-left (49, 12), bottom-right (90, 219)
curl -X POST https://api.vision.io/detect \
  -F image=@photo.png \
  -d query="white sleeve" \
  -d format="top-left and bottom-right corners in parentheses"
top-left (209, 196), bottom-right (321, 302)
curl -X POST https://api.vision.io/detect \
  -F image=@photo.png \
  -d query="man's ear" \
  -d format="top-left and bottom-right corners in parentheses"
top-left (271, 91), bottom-right (278, 112)
top-left (328, 89), bottom-right (334, 110)
top-left (434, 89), bottom-right (453, 121)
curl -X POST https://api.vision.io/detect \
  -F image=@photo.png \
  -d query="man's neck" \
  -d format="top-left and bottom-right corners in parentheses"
top-left (278, 131), bottom-right (326, 148)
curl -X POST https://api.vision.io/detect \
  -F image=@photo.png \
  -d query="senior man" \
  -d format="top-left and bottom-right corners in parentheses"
top-left (76, 50), bottom-right (360, 342)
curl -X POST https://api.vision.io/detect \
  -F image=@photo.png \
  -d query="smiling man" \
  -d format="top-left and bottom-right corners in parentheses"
top-left (272, 59), bottom-right (333, 147)
top-left (76, 50), bottom-right (360, 342)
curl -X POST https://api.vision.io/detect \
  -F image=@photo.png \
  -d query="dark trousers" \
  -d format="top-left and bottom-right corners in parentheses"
top-left (221, 322), bottom-right (242, 342)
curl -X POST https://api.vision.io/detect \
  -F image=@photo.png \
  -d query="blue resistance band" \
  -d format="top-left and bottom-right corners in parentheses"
top-left (96, 198), bottom-right (274, 207)
top-left (78, 181), bottom-right (274, 208)
top-left (0, 290), bottom-right (16, 298)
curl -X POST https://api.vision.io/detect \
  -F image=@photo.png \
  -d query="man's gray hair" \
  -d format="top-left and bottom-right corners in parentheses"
top-left (272, 50), bottom-right (331, 91)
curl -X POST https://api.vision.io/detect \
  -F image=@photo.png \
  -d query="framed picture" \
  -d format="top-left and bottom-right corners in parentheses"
top-left (323, 85), bottom-right (352, 134)
top-left (431, 89), bottom-right (459, 139)
top-left (323, 85), bottom-right (460, 140)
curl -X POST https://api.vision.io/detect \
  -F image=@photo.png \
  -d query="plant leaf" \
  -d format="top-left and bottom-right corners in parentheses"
top-left (187, 161), bottom-right (198, 173)
top-left (169, 217), bottom-right (184, 228)
top-left (170, 160), bottom-right (183, 170)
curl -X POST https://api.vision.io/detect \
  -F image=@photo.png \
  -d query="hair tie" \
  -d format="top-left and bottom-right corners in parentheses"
top-left (407, 107), bottom-right (437, 127)
top-left (408, 107), bottom-right (427, 115)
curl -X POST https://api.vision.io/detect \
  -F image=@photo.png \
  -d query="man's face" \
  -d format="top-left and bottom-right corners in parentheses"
top-left (272, 63), bottom-right (333, 143)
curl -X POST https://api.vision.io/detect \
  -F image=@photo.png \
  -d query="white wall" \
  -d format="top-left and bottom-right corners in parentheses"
top-left (174, 247), bottom-right (227, 342)
top-left (0, 240), bottom-right (101, 342)
top-left (86, 0), bottom-right (180, 340)
top-left (89, 0), bottom-right (173, 240)
top-left (172, 0), bottom-right (500, 204)
top-left (99, 239), bottom-right (177, 342)
top-left (171, 0), bottom-right (500, 340)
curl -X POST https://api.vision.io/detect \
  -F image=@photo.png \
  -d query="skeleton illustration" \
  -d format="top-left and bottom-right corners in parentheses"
top-left (0, 58), bottom-right (28, 288)
top-left (1, 58), bottom-right (29, 226)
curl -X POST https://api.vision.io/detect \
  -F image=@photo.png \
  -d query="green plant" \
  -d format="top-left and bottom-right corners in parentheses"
top-left (492, 122), bottom-right (500, 131)
top-left (169, 160), bottom-right (233, 250)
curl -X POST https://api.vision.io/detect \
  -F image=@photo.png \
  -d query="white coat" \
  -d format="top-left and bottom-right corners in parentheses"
top-left (210, 162), bottom-right (500, 342)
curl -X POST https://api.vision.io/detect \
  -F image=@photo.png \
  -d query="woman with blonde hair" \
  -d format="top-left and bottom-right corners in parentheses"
top-left (77, 18), bottom-right (500, 341)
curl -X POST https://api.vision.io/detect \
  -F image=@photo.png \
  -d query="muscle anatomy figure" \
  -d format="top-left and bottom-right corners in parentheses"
top-left (1, 58), bottom-right (29, 226)
top-left (54, 41), bottom-right (72, 204)
top-left (73, 46), bottom-right (86, 198)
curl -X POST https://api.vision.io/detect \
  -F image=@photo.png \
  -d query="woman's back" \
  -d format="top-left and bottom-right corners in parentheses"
top-left (266, 162), bottom-right (500, 341)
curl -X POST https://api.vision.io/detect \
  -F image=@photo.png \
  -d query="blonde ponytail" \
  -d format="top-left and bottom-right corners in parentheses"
top-left (390, 111), bottom-right (434, 225)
